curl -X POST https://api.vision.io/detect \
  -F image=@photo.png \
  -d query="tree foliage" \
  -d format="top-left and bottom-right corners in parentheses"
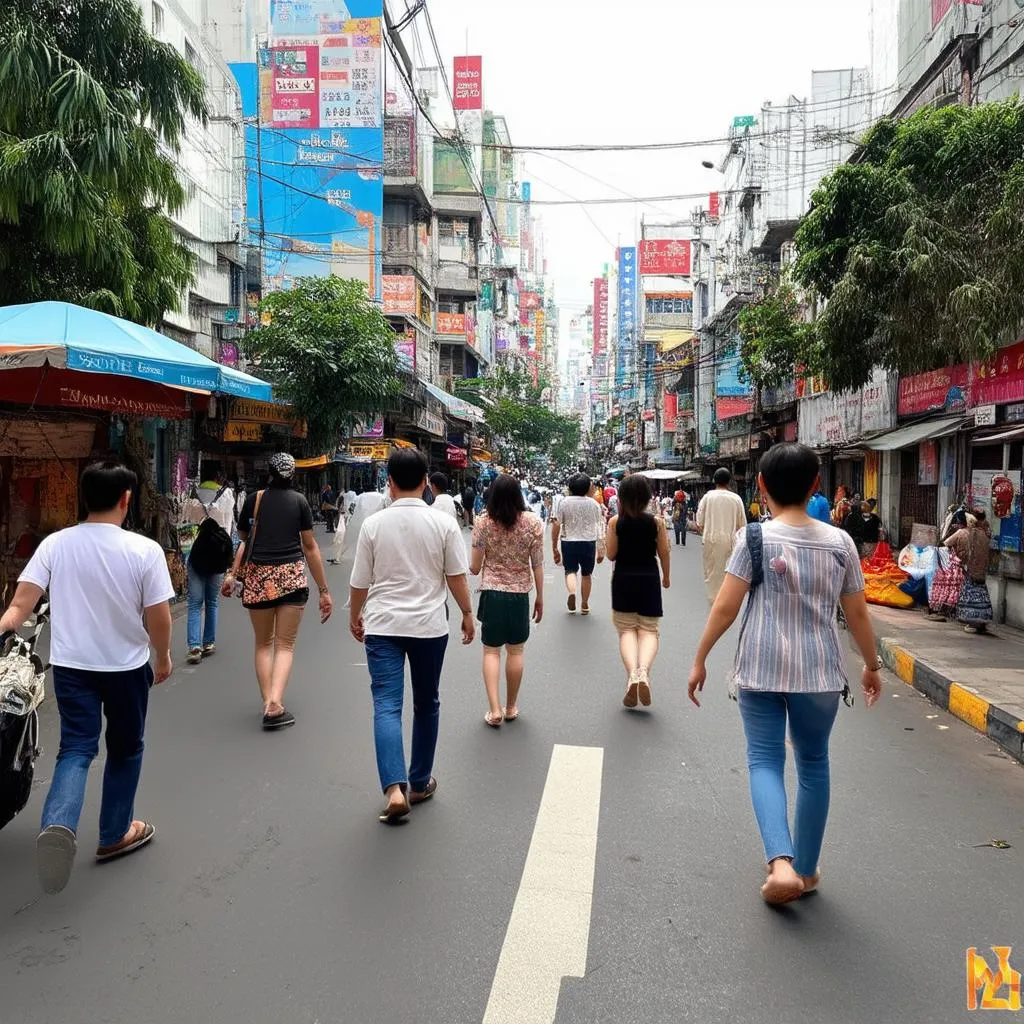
top-left (244, 276), bottom-right (402, 450)
top-left (0, 0), bottom-right (207, 324)
top-left (456, 364), bottom-right (582, 471)
top-left (786, 99), bottom-right (1024, 391)
top-left (738, 283), bottom-right (813, 390)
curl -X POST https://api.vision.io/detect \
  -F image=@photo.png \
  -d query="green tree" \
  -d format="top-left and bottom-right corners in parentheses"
top-left (456, 364), bottom-right (581, 470)
top-left (0, 0), bottom-right (206, 324)
top-left (738, 282), bottom-right (813, 390)
top-left (787, 99), bottom-right (1024, 391)
top-left (244, 276), bottom-right (402, 450)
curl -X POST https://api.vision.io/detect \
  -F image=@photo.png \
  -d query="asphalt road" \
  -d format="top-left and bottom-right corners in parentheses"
top-left (1, 526), bottom-right (1022, 1024)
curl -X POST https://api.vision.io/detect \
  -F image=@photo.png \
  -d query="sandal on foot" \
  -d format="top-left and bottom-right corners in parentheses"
top-left (378, 797), bottom-right (411, 824)
top-left (201, 644), bottom-right (216, 658)
top-left (409, 777), bottom-right (437, 805)
top-left (637, 667), bottom-right (652, 707)
top-left (581, 605), bottom-right (590, 616)
top-left (623, 669), bottom-right (640, 709)
top-left (96, 821), bottom-right (155, 862)
top-left (262, 709), bottom-right (296, 730)
top-left (567, 594), bottom-right (576, 613)
top-left (484, 711), bottom-right (503, 728)
top-left (800, 869), bottom-right (821, 895)
top-left (187, 647), bottom-right (203, 665)
top-left (502, 706), bottom-right (519, 721)
top-left (37, 825), bottom-right (77, 894)
top-left (761, 863), bottom-right (804, 905)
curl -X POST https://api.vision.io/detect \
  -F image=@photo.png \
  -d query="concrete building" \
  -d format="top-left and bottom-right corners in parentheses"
top-left (142, 0), bottom-right (247, 361)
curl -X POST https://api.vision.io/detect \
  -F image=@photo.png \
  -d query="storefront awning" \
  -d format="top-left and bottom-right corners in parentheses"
top-left (0, 300), bottom-right (272, 401)
top-left (422, 381), bottom-right (484, 424)
top-left (862, 416), bottom-right (966, 451)
top-left (295, 455), bottom-right (329, 469)
top-left (971, 425), bottom-right (1024, 445)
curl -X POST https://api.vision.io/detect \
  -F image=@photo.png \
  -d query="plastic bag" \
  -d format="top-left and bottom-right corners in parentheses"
top-left (328, 518), bottom-right (346, 564)
top-left (865, 575), bottom-right (916, 608)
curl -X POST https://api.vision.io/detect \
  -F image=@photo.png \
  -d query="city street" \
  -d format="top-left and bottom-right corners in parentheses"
top-left (1, 529), bottom-right (1022, 1024)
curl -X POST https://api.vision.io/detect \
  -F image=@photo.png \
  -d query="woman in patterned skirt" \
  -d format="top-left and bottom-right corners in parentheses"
top-left (945, 512), bottom-right (993, 634)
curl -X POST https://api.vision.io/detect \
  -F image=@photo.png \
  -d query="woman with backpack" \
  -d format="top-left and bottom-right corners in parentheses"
top-left (185, 475), bottom-right (236, 665)
top-left (687, 443), bottom-right (882, 904)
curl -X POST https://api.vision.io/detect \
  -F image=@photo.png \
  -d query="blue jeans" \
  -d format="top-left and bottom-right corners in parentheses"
top-left (187, 565), bottom-right (223, 649)
top-left (42, 664), bottom-right (152, 847)
top-left (737, 689), bottom-right (841, 877)
top-left (365, 634), bottom-right (448, 793)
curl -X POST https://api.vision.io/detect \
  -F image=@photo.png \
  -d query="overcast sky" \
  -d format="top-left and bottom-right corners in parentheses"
top-left (414, 0), bottom-right (873, 326)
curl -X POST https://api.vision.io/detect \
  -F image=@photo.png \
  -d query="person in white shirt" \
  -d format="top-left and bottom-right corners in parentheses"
top-left (349, 450), bottom-right (474, 824)
top-left (183, 474), bottom-right (235, 663)
top-left (696, 467), bottom-right (747, 603)
top-left (551, 473), bottom-right (606, 614)
top-left (428, 471), bottom-right (459, 522)
top-left (0, 461), bottom-right (174, 895)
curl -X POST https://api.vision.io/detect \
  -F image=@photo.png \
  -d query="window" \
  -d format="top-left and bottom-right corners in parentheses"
top-left (184, 40), bottom-right (204, 76)
top-left (151, 1), bottom-right (164, 36)
top-left (438, 219), bottom-right (455, 242)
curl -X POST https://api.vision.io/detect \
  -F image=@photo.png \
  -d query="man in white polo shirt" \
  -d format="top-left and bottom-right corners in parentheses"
top-left (349, 449), bottom-right (474, 824)
top-left (0, 461), bottom-right (174, 894)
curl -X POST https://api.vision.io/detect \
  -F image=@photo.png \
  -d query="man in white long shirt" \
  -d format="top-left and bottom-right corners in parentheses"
top-left (429, 472), bottom-right (459, 522)
top-left (696, 467), bottom-right (747, 604)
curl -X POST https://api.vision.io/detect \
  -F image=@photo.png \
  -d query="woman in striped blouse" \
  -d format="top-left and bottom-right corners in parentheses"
top-left (688, 443), bottom-right (883, 904)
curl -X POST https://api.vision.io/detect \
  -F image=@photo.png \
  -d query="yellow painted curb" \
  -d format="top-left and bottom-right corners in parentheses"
top-left (891, 647), bottom-right (915, 686)
top-left (948, 684), bottom-right (990, 735)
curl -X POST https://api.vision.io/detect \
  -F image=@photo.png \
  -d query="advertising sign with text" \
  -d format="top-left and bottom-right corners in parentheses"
top-left (898, 363), bottom-right (969, 416)
top-left (436, 312), bottom-right (466, 335)
top-left (970, 339), bottom-right (1024, 408)
top-left (639, 239), bottom-right (691, 276)
top-left (618, 248), bottom-right (637, 396)
top-left (453, 56), bottom-right (483, 110)
top-left (382, 275), bottom-right (416, 314)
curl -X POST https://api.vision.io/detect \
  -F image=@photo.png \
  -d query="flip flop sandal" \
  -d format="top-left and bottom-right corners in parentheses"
top-left (378, 798), bottom-right (411, 824)
top-left (484, 711), bottom-right (503, 728)
top-left (96, 821), bottom-right (156, 862)
top-left (580, 606), bottom-right (591, 615)
top-left (567, 594), bottom-right (576, 612)
top-left (262, 709), bottom-right (296, 730)
top-left (502, 707), bottom-right (519, 721)
top-left (409, 777), bottom-right (437, 805)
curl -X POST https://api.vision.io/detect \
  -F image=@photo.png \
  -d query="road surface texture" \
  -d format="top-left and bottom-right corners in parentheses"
top-left (1, 528), bottom-right (1022, 1024)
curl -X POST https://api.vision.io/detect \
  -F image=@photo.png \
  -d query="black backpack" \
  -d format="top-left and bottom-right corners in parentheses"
top-left (188, 487), bottom-right (234, 576)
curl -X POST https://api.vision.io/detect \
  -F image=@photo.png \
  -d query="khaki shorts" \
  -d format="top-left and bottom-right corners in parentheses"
top-left (612, 611), bottom-right (661, 635)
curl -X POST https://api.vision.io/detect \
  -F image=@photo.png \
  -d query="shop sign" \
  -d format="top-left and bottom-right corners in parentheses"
top-left (435, 312), bottom-right (466, 335)
top-left (898, 364), bottom-right (968, 416)
top-left (918, 440), bottom-right (939, 485)
top-left (231, 397), bottom-right (294, 426)
top-left (719, 434), bottom-right (750, 458)
top-left (638, 239), bottom-right (691, 276)
top-left (971, 339), bottom-right (1024, 408)
top-left (446, 445), bottom-right (468, 468)
top-left (1006, 402), bottom-right (1024, 424)
top-left (452, 55), bottom-right (483, 110)
top-left (353, 418), bottom-right (384, 439)
top-left (971, 470), bottom-right (1022, 552)
top-left (799, 370), bottom-right (896, 447)
top-left (663, 393), bottom-right (678, 432)
top-left (224, 421), bottom-right (263, 443)
top-left (414, 406), bottom-right (444, 437)
top-left (0, 367), bottom-right (191, 419)
top-left (383, 275), bottom-right (416, 315)
top-left (974, 404), bottom-right (997, 427)
top-left (593, 277), bottom-right (609, 354)
top-left (348, 442), bottom-right (391, 461)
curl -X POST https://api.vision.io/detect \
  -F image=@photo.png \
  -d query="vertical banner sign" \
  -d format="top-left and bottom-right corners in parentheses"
top-left (236, 1), bottom-right (384, 299)
top-left (708, 192), bottom-right (720, 220)
top-left (618, 247), bottom-right (637, 399)
top-left (453, 56), bottom-right (483, 110)
top-left (592, 278), bottom-right (608, 357)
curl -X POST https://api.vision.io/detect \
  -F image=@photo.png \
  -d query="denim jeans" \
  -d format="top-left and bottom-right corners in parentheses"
top-left (737, 689), bottom-right (841, 877)
top-left (187, 565), bottom-right (223, 649)
top-left (42, 664), bottom-right (152, 847)
top-left (364, 634), bottom-right (449, 792)
top-left (673, 522), bottom-right (686, 546)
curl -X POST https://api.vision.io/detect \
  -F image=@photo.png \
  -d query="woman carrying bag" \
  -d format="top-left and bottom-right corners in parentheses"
top-left (223, 453), bottom-right (333, 730)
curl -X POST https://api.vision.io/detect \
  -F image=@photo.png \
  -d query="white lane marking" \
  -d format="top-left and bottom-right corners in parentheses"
top-left (482, 743), bottom-right (604, 1024)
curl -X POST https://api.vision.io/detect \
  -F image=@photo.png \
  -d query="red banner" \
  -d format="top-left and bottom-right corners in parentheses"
top-left (970, 339), bottom-right (1024, 407)
top-left (663, 392), bottom-right (678, 432)
top-left (709, 192), bottom-right (720, 220)
top-left (639, 239), bottom-right (692, 276)
top-left (0, 367), bottom-right (192, 419)
top-left (521, 291), bottom-right (541, 311)
top-left (898, 363), bottom-right (969, 416)
top-left (382, 275), bottom-right (416, 315)
top-left (453, 56), bottom-right (483, 110)
top-left (593, 278), bottom-right (609, 355)
top-left (436, 312), bottom-right (466, 335)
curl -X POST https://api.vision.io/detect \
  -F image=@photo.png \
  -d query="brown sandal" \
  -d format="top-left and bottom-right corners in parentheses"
top-left (96, 821), bottom-right (155, 862)
top-left (409, 778), bottom-right (437, 805)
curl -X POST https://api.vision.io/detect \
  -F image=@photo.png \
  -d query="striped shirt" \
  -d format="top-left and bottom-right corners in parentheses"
top-left (726, 520), bottom-right (865, 693)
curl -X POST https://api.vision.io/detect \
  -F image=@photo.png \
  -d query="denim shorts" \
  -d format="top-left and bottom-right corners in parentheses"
top-left (561, 540), bottom-right (597, 576)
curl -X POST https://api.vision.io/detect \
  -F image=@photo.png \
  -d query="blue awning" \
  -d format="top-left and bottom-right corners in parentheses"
top-left (0, 301), bottom-right (272, 401)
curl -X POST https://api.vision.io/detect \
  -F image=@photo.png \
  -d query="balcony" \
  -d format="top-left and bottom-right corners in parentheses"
top-left (436, 240), bottom-right (478, 295)
top-left (384, 116), bottom-right (431, 208)
top-left (432, 192), bottom-right (483, 218)
top-left (382, 224), bottom-right (434, 288)
top-left (645, 312), bottom-right (693, 330)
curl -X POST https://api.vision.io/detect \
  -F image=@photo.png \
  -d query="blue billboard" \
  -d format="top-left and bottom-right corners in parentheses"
top-left (617, 246), bottom-right (637, 401)
top-left (231, 0), bottom-right (383, 298)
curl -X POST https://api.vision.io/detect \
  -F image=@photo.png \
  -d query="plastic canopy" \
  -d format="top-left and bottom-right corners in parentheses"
top-left (0, 301), bottom-right (272, 401)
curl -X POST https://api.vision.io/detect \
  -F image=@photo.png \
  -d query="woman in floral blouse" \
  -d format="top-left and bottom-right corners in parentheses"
top-left (470, 474), bottom-right (545, 727)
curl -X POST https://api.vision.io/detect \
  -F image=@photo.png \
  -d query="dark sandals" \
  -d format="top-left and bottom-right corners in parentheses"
top-left (262, 709), bottom-right (296, 730)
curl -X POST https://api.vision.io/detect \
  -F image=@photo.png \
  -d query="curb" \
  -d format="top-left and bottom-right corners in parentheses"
top-left (877, 637), bottom-right (1024, 764)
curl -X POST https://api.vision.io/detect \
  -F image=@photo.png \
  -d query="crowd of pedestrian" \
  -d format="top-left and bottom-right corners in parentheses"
top-left (2, 442), bottom-right (891, 907)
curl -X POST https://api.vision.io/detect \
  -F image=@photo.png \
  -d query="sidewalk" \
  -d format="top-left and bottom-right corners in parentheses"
top-left (871, 605), bottom-right (1024, 764)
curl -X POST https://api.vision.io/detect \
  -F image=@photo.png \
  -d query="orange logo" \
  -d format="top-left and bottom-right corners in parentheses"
top-left (967, 946), bottom-right (1022, 1011)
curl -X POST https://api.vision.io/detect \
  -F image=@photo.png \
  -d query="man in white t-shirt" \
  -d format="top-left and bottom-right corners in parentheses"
top-left (551, 473), bottom-right (606, 614)
top-left (350, 449), bottom-right (474, 824)
top-left (696, 467), bottom-right (747, 603)
top-left (0, 461), bottom-right (174, 895)
top-left (428, 471), bottom-right (459, 523)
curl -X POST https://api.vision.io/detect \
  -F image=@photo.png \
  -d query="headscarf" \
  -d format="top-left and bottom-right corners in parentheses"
top-left (269, 452), bottom-right (296, 479)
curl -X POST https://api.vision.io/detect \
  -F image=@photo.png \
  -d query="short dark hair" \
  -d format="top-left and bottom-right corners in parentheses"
top-left (568, 472), bottom-right (591, 497)
top-left (388, 448), bottom-right (428, 492)
top-left (429, 471), bottom-right (449, 492)
top-left (617, 474), bottom-right (652, 518)
top-left (713, 467), bottom-right (732, 487)
top-left (81, 460), bottom-right (136, 514)
top-left (486, 473), bottom-right (526, 529)
top-left (759, 443), bottom-right (820, 507)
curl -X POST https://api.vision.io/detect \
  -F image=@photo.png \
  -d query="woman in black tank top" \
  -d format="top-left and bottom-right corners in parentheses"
top-left (605, 475), bottom-right (671, 710)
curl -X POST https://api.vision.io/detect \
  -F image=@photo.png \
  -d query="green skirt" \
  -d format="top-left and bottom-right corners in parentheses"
top-left (478, 590), bottom-right (531, 648)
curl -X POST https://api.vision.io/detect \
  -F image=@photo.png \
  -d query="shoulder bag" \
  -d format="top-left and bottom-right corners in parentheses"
top-left (231, 490), bottom-right (265, 598)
